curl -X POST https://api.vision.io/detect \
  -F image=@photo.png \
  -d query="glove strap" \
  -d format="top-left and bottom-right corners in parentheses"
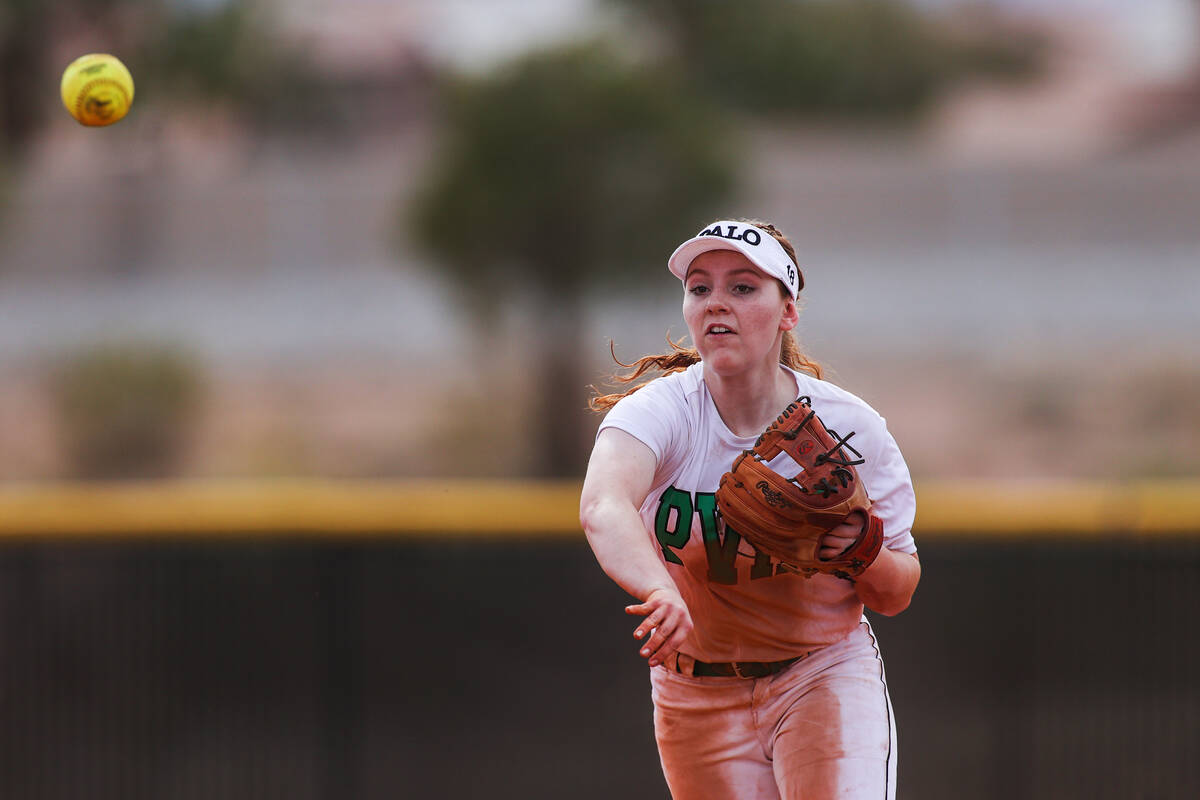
top-left (833, 512), bottom-right (884, 581)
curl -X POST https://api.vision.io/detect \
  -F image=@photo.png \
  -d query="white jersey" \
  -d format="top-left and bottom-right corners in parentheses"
top-left (597, 362), bottom-right (917, 663)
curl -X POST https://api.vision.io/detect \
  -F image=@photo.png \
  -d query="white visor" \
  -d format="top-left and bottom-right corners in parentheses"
top-left (668, 220), bottom-right (803, 299)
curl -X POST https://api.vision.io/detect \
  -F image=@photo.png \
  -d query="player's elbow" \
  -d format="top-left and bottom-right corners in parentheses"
top-left (578, 493), bottom-right (615, 539)
top-left (867, 593), bottom-right (914, 617)
top-left (859, 552), bottom-right (920, 616)
top-left (579, 502), bottom-right (598, 537)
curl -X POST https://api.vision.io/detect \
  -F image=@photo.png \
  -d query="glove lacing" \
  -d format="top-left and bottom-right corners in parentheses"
top-left (725, 398), bottom-right (868, 569)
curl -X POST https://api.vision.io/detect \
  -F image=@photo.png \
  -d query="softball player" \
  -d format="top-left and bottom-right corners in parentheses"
top-left (580, 219), bottom-right (920, 799)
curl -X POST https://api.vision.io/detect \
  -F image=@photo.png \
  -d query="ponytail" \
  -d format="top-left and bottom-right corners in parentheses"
top-left (589, 330), bottom-right (822, 412)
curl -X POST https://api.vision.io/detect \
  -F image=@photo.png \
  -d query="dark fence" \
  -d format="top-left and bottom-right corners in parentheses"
top-left (1, 535), bottom-right (1197, 800)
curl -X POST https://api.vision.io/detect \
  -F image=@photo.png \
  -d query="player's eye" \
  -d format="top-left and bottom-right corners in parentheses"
top-left (687, 284), bottom-right (710, 296)
top-left (732, 283), bottom-right (755, 295)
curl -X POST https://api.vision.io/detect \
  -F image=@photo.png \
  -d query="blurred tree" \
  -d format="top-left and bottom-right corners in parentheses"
top-left (139, 0), bottom-right (341, 135)
top-left (52, 342), bottom-right (203, 479)
top-left (408, 41), bottom-right (735, 477)
top-left (606, 0), bottom-right (1044, 119)
top-left (0, 0), bottom-right (67, 155)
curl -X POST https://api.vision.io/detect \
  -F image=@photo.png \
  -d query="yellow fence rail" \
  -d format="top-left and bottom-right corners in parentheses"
top-left (0, 479), bottom-right (1196, 541)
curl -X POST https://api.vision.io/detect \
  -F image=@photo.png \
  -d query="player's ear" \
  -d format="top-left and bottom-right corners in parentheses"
top-left (779, 297), bottom-right (799, 332)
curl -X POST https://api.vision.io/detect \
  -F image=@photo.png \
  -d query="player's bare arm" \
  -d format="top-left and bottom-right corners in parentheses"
top-left (580, 427), bottom-right (694, 667)
top-left (853, 547), bottom-right (920, 616)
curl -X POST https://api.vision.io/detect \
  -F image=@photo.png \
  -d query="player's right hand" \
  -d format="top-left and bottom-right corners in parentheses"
top-left (626, 587), bottom-right (693, 668)
top-left (819, 511), bottom-right (867, 560)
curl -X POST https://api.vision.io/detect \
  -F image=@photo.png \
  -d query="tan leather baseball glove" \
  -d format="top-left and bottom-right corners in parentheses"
top-left (716, 396), bottom-right (883, 581)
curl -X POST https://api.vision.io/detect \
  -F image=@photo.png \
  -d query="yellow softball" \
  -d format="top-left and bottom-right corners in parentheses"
top-left (61, 53), bottom-right (135, 127)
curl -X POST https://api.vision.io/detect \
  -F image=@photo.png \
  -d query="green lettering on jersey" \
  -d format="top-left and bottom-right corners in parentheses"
top-left (658, 489), bottom-right (785, 583)
top-left (654, 487), bottom-right (692, 564)
top-left (751, 548), bottom-right (775, 580)
top-left (707, 507), bottom-right (777, 583)
top-left (698, 492), bottom-right (739, 584)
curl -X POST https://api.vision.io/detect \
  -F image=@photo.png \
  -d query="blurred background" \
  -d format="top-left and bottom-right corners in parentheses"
top-left (0, 0), bottom-right (1197, 798)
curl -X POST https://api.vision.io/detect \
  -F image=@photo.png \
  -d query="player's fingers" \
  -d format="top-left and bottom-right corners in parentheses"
top-left (624, 595), bottom-right (665, 617)
top-left (636, 607), bottom-right (675, 653)
top-left (643, 616), bottom-right (693, 666)
top-left (638, 624), bottom-right (674, 664)
top-left (625, 587), bottom-right (677, 635)
top-left (631, 609), bottom-right (665, 641)
top-left (655, 633), bottom-right (688, 665)
top-left (625, 585), bottom-right (676, 613)
top-left (819, 535), bottom-right (854, 558)
top-left (625, 588), bottom-right (691, 663)
top-left (820, 534), bottom-right (856, 558)
top-left (639, 605), bottom-right (692, 662)
top-left (627, 599), bottom-right (672, 641)
top-left (835, 511), bottom-right (866, 537)
top-left (820, 514), bottom-right (864, 560)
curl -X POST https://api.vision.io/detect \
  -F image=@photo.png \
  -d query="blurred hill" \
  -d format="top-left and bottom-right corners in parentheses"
top-left (1, 0), bottom-right (1198, 481)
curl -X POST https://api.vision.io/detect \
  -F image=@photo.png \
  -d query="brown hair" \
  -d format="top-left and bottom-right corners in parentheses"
top-left (589, 220), bottom-right (823, 412)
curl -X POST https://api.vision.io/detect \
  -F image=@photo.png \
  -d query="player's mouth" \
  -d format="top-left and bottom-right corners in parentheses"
top-left (706, 324), bottom-right (736, 337)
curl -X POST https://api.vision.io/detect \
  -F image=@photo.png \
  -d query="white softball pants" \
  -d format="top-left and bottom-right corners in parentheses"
top-left (650, 621), bottom-right (897, 800)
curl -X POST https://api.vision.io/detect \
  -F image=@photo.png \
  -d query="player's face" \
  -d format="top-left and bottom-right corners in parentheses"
top-left (682, 250), bottom-right (798, 377)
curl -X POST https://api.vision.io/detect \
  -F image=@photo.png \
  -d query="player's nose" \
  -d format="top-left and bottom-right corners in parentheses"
top-left (705, 290), bottom-right (730, 312)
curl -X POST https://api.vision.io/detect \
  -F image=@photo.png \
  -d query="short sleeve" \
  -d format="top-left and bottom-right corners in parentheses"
top-left (596, 377), bottom-right (689, 477)
top-left (857, 413), bottom-right (917, 555)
